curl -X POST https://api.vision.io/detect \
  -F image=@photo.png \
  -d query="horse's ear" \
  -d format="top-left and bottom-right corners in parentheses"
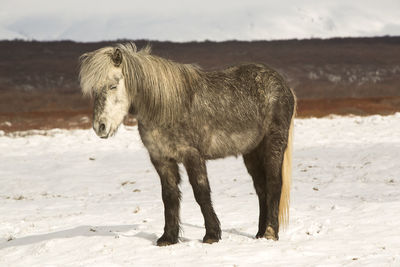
top-left (112, 48), bottom-right (123, 66)
top-left (79, 53), bottom-right (89, 63)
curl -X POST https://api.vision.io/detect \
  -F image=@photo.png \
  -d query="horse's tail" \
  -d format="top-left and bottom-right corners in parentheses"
top-left (278, 92), bottom-right (296, 230)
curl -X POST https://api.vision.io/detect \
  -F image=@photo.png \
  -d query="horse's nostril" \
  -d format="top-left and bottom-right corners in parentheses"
top-left (99, 123), bottom-right (106, 133)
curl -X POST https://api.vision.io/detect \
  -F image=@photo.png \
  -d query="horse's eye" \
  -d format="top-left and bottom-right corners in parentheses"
top-left (110, 85), bottom-right (117, 90)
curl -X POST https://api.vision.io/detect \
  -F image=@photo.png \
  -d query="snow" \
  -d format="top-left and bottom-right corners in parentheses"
top-left (1, 0), bottom-right (400, 42)
top-left (1, 114), bottom-right (400, 266)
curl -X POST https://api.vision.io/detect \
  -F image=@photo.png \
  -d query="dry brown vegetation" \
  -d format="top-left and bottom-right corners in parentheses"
top-left (0, 37), bottom-right (399, 132)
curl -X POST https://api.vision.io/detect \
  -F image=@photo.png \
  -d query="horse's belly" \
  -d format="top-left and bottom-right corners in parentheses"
top-left (203, 128), bottom-right (263, 159)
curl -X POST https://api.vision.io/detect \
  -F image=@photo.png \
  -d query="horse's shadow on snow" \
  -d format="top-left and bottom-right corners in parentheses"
top-left (1, 223), bottom-right (253, 249)
top-left (0, 225), bottom-right (141, 249)
top-left (181, 223), bottom-right (254, 240)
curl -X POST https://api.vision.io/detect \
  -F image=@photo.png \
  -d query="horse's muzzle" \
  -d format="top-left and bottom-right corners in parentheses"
top-left (93, 120), bottom-right (109, 138)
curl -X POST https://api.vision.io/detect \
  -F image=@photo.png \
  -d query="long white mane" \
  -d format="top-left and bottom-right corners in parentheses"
top-left (79, 43), bottom-right (202, 123)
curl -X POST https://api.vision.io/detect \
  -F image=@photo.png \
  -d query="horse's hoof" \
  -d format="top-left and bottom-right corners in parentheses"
top-left (157, 240), bottom-right (174, 246)
top-left (264, 226), bottom-right (278, 241)
top-left (156, 235), bottom-right (178, 246)
top-left (203, 233), bottom-right (220, 244)
top-left (255, 231), bottom-right (264, 239)
top-left (203, 237), bottom-right (219, 244)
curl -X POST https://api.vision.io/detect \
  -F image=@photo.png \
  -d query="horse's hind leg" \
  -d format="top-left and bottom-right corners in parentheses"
top-left (244, 131), bottom-right (288, 241)
top-left (243, 147), bottom-right (267, 238)
top-left (183, 149), bottom-right (221, 244)
top-left (263, 129), bottom-right (289, 240)
top-left (150, 157), bottom-right (181, 246)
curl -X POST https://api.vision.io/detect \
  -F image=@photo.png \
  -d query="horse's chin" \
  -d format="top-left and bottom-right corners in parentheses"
top-left (106, 127), bottom-right (119, 139)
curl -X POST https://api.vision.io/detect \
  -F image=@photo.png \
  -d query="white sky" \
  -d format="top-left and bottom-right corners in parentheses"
top-left (1, 0), bottom-right (400, 41)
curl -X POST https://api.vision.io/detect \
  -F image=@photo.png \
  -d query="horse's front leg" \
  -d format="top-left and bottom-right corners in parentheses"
top-left (183, 149), bottom-right (221, 244)
top-left (150, 156), bottom-right (181, 246)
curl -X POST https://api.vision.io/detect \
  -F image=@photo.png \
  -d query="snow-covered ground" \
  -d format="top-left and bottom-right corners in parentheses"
top-left (1, 114), bottom-right (399, 266)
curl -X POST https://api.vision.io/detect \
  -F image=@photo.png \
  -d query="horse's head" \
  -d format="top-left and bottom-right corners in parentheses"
top-left (79, 47), bottom-right (130, 139)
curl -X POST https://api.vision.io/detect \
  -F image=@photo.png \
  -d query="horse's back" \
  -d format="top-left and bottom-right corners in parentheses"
top-left (190, 63), bottom-right (294, 159)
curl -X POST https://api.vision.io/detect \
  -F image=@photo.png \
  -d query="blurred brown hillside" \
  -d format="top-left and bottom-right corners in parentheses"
top-left (0, 37), bottom-right (399, 132)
